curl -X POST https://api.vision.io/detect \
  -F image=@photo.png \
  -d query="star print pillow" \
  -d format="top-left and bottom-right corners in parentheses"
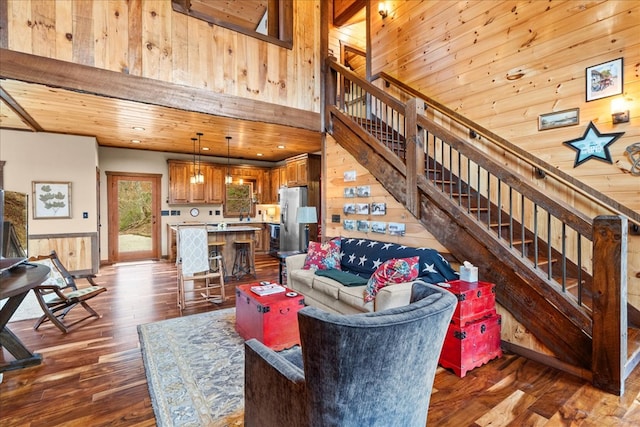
top-left (363, 256), bottom-right (419, 302)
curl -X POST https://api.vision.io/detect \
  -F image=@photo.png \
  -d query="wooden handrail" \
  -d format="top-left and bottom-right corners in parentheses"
top-left (373, 71), bottom-right (640, 226)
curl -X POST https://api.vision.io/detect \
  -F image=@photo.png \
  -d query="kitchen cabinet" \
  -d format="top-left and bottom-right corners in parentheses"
top-left (267, 166), bottom-right (286, 203)
top-left (167, 160), bottom-right (232, 205)
top-left (285, 154), bottom-right (320, 187)
top-left (206, 165), bottom-right (224, 203)
top-left (168, 161), bottom-right (191, 204)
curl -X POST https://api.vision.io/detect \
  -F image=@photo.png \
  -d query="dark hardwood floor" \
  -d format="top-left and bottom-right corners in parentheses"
top-left (1, 254), bottom-right (639, 426)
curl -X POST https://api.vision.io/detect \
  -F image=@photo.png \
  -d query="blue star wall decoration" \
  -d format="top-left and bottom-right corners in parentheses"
top-left (563, 121), bottom-right (624, 168)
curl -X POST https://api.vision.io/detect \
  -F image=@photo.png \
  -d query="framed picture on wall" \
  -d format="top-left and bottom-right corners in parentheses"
top-left (356, 203), bottom-right (369, 215)
top-left (32, 181), bottom-right (72, 219)
top-left (356, 220), bottom-right (370, 232)
top-left (344, 187), bottom-right (356, 198)
top-left (586, 58), bottom-right (623, 102)
top-left (371, 202), bottom-right (386, 215)
top-left (388, 222), bottom-right (406, 236)
top-left (538, 108), bottom-right (580, 131)
top-left (371, 221), bottom-right (386, 234)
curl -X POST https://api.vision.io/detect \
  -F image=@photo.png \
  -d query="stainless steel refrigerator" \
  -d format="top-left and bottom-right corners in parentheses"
top-left (279, 186), bottom-right (307, 252)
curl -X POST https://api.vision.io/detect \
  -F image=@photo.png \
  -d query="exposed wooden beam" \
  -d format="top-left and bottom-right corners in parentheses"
top-left (0, 85), bottom-right (43, 132)
top-left (0, 49), bottom-right (320, 133)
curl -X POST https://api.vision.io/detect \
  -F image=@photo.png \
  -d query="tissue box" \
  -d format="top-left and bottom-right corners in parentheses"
top-left (460, 265), bottom-right (478, 282)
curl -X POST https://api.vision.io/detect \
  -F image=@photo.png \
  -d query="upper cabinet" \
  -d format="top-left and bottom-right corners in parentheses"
top-left (167, 160), bottom-right (224, 204)
top-left (168, 155), bottom-right (320, 205)
top-left (286, 154), bottom-right (321, 187)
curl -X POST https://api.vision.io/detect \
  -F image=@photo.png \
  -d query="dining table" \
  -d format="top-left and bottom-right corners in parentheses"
top-left (0, 262), bottom-right (50, 372)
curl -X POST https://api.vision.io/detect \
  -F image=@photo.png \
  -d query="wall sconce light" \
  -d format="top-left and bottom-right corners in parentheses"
top-left (378, 2), bottom-right (388, 18)
top-left (611, 97), bottom-right (630, 124)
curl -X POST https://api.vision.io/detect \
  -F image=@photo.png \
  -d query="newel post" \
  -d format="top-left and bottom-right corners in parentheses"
top-left (592, 215), bottom-right (627, 395)
top-left (405, 98), bottom-right (423, 217)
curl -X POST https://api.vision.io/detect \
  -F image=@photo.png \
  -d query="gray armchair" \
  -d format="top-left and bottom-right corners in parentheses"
top-left (244, 281), bottom-right (457, 427)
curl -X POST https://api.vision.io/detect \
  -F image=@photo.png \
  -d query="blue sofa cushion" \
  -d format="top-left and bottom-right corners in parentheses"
top-left (340, 237), bottom-right (457, 283)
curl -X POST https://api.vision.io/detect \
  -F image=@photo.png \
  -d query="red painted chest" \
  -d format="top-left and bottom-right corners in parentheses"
top-left (438, 280), bottom-right (502, 377)
top-left (446, 280), bottom-right (497, 325)
top-left (235, 284), bottom-right (305, 351)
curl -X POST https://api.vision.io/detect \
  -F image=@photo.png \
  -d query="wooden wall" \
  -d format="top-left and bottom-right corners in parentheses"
top-left (4, 0), bottom-right (321, 113)
top-left (324, 134), bottom-right (450, 252)
top-left (370, 0), bottom-right (639, 215)
top-left (328, 0), bottom-right (640, 361)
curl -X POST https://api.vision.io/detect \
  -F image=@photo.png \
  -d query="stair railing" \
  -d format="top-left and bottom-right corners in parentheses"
top-left (326, 56), bottom-right (634, 395)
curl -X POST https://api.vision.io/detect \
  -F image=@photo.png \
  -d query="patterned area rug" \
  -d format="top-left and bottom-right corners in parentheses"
top-left (138, 308), bottom-right (245, 427)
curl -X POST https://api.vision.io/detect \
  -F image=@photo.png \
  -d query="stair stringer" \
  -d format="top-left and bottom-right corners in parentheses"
top-left (330, 110), bottom-right (592, 370)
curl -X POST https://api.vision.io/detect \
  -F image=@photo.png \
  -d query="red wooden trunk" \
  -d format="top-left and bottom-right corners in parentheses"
top-left (446, 280), bottom-right (497, 325)
top-left (235, 284), bottom-right (305, 351)
top-left (439, 313), bottom-right (503, 378)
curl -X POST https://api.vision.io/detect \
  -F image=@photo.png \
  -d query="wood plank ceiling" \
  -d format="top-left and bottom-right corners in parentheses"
top-left (0, 78), bottom-right (320, 162)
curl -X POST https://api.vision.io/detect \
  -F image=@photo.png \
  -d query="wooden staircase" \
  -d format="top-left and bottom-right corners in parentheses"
top-left (325, 57), bottom-right (640, 395)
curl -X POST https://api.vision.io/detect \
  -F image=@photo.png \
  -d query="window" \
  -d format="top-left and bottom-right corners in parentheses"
top-left (224, 183), bottom-right (255, 218)
top-left (172, 0), bottom-right (293, 49)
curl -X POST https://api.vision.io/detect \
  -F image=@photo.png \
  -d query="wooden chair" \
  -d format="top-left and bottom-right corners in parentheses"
top-left (30, 251), bottom-right (107, 333)
top-left (176, 225), bottom-right (226, 310)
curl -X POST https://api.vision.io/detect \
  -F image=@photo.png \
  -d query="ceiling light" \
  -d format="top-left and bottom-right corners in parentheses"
top-left (190, 134), bottom-right (204, 184)
top-left (202, 147), bottom-right (210, 151)
top-left (257, 153), bottom-right (263, 156)
top-left (132, 126), bottom-right (145, 131)
top-left (131, 139), bottom-right (141, 143)
top-left (225, 136), bottom-right (233, 185)
top-left (277, 145), bottom-right (285, 149)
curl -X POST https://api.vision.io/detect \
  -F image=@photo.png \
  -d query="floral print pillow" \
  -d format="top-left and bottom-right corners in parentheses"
top-left (302, 238), bottom-right (342, 271)
top-left (364, 256), bottom-right (419, 302)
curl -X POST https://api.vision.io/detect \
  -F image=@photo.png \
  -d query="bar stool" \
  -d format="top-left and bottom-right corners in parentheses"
top-left (232, 239), bottom-right (255, 279)
top-left (208, 241), bottom-right (227, 277)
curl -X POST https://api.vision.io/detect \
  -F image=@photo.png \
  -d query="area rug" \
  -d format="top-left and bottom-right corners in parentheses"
top-left (138, 308), bottom-right (245, 427)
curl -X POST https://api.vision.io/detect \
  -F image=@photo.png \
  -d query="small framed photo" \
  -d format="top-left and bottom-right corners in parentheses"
top-left (356, 203), bottom-right (369, 215)
top-left (32, 181), bottom-right (72, 219)
top-left (388, 222), bottom-right (406, 236)
top-left (343, 219), bottom-right (356, 231)
top-left (343, 203), bottom-right (356, 215)
top-left (356, 220), bottom-right (370, 232)
top-left (356, 185), bottom-right (371, 197)
top-left (343, 170), bottom-right (356, 182)
top-left (371, 202), bottom-right (386, 215)
top-left (538, 108), bottom-right (580, 131)
top-left (344, 187), bottom-right (356, 198)
top-left (371, 221), bottom-right (387, 234)
top-left (586, 58), bottom-right (623, 102)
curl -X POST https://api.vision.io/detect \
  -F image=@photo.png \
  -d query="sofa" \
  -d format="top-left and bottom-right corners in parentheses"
top-left (286, 237), bottom-right (458, 314)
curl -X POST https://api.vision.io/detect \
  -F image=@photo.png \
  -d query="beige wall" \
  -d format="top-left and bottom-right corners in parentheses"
top-left (0, 129), bottom-right (98, 235)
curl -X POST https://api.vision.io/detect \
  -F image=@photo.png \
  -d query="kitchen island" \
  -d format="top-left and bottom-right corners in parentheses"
top-left (167, 224), bottom-right (262, 274)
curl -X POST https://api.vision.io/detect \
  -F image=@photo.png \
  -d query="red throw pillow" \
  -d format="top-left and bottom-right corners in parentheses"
top-left (363, 256), bottom-right (419, 302)
top-left (302, 238), bottom-right (342, 271)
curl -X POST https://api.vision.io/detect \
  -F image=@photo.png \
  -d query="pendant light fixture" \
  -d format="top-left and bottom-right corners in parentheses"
top-left (196, 132), bottom-right (204, 183)
top-left (225, 136), bottom-right (233, 185)
top-left (190, 137), bottom-right (198, 184)
top-left (190, 133), bottom-right (204, 184)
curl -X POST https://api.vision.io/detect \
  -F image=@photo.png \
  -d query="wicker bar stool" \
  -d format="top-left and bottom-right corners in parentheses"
top-left (232, 239), bottom-right (255, 279)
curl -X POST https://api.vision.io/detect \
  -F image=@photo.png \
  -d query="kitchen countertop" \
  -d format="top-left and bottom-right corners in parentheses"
top-left (206, 226), bottom-right (261, 232)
